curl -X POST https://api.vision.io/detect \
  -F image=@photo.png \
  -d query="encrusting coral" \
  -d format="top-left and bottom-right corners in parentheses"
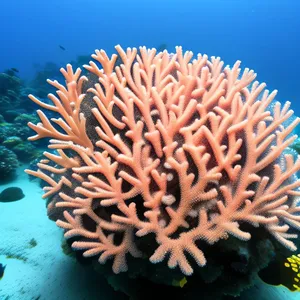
top-left (26, 45), bottom-right (300, 276)
top-left (281, 253), bottom-right (300, 291)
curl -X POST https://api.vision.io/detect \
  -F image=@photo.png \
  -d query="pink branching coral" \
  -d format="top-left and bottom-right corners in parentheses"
top-left (26, 45), bottom-right (300, 276)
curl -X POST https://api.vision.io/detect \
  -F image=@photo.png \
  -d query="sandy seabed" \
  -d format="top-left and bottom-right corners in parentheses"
top-left (0, 166), bottom-right (299, 300)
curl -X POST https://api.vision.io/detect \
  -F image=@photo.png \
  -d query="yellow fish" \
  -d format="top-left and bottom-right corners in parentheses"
top-left (172, 277), bottom-right (187, 288)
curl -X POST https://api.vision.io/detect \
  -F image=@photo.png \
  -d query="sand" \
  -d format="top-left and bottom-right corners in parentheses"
top-left (0, 166), bottom-right (299, 300)
top-left (0, 166), bottom-right (124, 300)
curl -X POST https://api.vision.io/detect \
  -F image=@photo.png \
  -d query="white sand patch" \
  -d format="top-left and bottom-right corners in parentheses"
top-left (0, 166), bottom-right (123, 300)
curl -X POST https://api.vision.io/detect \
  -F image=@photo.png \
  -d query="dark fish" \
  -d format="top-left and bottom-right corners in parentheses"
top-left (0, 263), bottom-right (6, 279)
top-left (59, 45), bottom-right (66, 51)
top-left (0, 187), bottom-right (25, 202)
top-left (157, 43), bottom-right (168, 52)
top-left (11, 67), bottom-right (19, 73)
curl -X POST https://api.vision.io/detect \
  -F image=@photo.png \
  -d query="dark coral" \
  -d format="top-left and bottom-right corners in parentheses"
top-left (0, 187), bottom-right (25, 202)
top-left (0, 145), bottom-right (19, 181)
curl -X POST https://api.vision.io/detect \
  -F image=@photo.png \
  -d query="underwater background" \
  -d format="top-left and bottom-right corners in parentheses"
top-left (1, 0), bottom-right (300, 299)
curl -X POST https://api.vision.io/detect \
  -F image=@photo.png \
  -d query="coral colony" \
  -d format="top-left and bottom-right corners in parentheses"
top-left (26, 45), bottom-right (300, 276)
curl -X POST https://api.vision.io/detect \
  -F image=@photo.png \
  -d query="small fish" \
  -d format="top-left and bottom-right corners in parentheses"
top-left (0, 263), bottom-right (6, 279)
top-left (11, 67), bottom-right (19, 73)
top-left (172, 276), bottom-right (187, 288)
top-left (59, 45), bottom-right (66, 51)
top-left (157, 43), bottom-right (168, 53)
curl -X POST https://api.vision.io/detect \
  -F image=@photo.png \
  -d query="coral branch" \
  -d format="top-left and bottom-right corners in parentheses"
top-left (27, 45), bottom-right (300, 276)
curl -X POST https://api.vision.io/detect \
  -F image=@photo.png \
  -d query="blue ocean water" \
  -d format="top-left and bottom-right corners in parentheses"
top-left (1, 0), bottom-right (300, 299)
top-left (1, 0), bottom-right (300, 111)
